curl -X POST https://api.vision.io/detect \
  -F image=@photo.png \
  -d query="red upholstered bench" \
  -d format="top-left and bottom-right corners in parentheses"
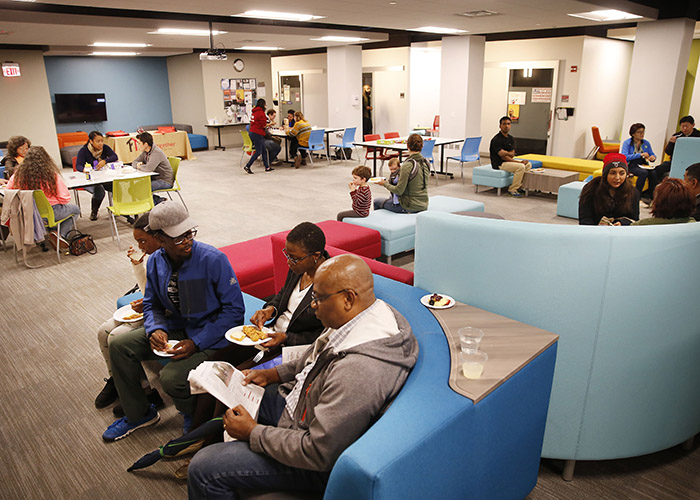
top-left (219, 236), bottom-right (275, 299)
top-left (271, 233), bottom-right (413, 291)
top-left (219, 221), bottom-right (384, 299)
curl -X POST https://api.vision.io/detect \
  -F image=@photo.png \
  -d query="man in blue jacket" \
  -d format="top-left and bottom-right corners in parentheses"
top-left (103, 201), bottom-right (245, 441)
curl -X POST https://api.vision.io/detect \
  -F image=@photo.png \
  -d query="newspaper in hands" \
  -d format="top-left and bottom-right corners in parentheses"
top-left (187, 361), bottom-right (264, 418)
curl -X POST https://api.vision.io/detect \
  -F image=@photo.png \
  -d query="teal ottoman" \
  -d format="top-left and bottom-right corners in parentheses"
top-left (472, 164), bottom-right (514, 196)
top-left (557, 181), bottom-right (586, 219)
top-left (344, 211), bottom-right (418, 263)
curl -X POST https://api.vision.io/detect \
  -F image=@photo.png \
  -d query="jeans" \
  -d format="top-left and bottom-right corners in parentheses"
top-left (84, 184), bottom-right (110, 212)
top-left (628, 158), bottom-right (658, 197)
top-left (187, 386), bottom-right (328, 500)
top-left (289, 137), bottom-right (307, 159)
top-left (374, 197), bottom-right (407, 213)
top-left (265, 138), bottom-right (281, 162)
top-left (151, 179), bottom-right (172, 191)
top-left (49, 203), bottom-right (81, 238)
top-left (246, 132), bottom-right (269, 169)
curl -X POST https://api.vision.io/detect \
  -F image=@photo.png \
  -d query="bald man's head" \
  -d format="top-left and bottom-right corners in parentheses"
top-left (312, 255), bottom-right (376, 328)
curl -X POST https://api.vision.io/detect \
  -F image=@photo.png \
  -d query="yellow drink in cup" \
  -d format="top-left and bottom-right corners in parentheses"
top-left (459, 351), bottom-right (488, 380)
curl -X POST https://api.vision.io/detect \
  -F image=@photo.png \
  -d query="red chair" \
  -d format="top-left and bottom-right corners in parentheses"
top-left (589, 126), bottom-right (619, 160)
top-left (363, 134), bottom-right (396, 175)
top-left (427, 115), bottom-right (440, 136)
top-left (384, 132), bottom-right (400, 140)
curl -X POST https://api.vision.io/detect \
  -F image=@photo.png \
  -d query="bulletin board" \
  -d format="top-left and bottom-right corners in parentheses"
top-left (222, 78), bottom-right (257, 123)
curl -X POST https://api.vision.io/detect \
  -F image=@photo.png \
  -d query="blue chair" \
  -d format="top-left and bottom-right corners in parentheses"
top-left (336, 127), bottom-right (359, 161)
top-left (0, 165), bottom-right (5, 179)
top-left (420, 139), bottom-right (437, 185)
top-left (446, 137), bottom-right (482, 184)
top-left (298, 129), bottom-right (330, 167)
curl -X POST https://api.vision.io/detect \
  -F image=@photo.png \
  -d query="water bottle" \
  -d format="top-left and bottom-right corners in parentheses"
top-left (84, 164), bottom-right (92, 180)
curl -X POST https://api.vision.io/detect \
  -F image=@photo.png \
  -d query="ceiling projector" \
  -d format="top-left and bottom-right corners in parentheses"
top-left (200, 49), bottom-right (227, 61)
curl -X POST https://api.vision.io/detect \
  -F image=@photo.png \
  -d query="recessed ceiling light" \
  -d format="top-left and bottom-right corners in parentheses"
top-left (235, 46), bottom-right (283, 51)
top-left (92, 42), bottom-right (151, 48)
top-left (311, 36), bottom-right (369, 43)
top-left (150, 28), bottom-right (227, 36)
top-left (235, 10), bottom-right (324, 22)
top-left (455, 10), bottom-right (498, 18)
top-left (568, 10), bottom-right (642, 22)
top-left (91, 52), bottom-right (139, 56)
top-left (11, 0), bottom-right (36, 3)
top-left (409, 26), bottom-right (468, 34)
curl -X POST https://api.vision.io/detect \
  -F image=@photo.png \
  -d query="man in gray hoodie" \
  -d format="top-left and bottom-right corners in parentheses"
top-left (188, 254), bottom-right (419, 499)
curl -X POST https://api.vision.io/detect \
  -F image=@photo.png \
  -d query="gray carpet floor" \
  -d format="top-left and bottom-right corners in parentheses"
top-left (2, 147), bottom-right (696, 500)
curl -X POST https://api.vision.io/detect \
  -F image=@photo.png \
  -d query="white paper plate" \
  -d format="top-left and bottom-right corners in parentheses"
top-left (368, 177), bottom-right (386, 184)
top-left (420, 293), bottom-right (456, 310)
top-left (153, 340), bottom-right (179, 357)
top-left (225, 325), bottom-right (274, 346)
top-left (113, 304), bottom-right (144, 323)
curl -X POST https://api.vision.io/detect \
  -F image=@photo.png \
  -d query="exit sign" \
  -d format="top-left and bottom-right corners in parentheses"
top-left (2, 63), bottom-right (21, 77)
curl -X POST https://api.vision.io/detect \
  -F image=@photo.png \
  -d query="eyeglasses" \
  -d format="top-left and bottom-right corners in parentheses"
top-left (282, 248), bottom-right (313, 265)
top-left (310, 288), bottom-right (350, 305)
top-left (172, 229), bottom-right (197, 245)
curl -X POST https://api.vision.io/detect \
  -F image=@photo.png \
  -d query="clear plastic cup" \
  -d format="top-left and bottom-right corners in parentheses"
top-left (458, 327), bottom-right (484, 353)
top-left (459, 350), bottom-right (488, 379)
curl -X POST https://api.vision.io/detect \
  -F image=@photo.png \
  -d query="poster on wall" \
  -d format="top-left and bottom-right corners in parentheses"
top-left (532, 87), bottom-right (552, 103)
top-left (507, 104), bottom-right (520, 122)
top-left (223, 78), bottom-right (258, 123)
top-left (508, 91), bottom-right (526, 105)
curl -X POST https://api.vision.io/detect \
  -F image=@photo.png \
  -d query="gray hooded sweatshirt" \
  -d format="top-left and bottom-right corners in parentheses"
top-left (249, 301), bottom-right (419, 473)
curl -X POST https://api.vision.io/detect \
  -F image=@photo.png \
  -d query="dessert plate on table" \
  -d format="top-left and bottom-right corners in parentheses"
top-left (420, 293), bottom-right (455, 310)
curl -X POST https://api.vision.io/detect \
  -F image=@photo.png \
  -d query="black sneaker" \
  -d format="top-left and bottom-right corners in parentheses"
top-left (112, 389), bottom-right (165, 417)
top-left (90, 210), bottom-right (99, 221)
top-left (244, 166), bottom-right (254, 174)
top-left (265, 167), bottom-right (274, 172)
top-left (95, 377), bottom-right (119, 408)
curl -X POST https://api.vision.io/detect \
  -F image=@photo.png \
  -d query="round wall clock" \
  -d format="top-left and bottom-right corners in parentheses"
top-left (233, 58), bottom-right (245, 72)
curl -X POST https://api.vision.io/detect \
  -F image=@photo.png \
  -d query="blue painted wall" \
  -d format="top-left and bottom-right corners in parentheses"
top-left (44, 56), bottom-right (173, 134)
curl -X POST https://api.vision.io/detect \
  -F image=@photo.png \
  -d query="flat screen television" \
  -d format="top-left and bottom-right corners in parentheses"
top-left (54, 93), bottom-right (107, 123)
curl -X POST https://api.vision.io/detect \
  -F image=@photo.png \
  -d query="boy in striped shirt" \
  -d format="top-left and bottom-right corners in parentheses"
top-left (337, 165), bottom-right (372, 221)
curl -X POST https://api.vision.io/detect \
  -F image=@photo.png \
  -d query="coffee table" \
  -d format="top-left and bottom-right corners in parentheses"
top-left (522, 168), bottom-right (579, 197)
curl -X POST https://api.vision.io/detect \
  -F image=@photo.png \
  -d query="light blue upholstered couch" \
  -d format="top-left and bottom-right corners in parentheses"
top-left (413, 212), bottom-right (700, 475)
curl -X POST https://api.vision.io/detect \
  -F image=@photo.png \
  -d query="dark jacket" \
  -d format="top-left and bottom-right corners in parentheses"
top-left (265, 267), bottom-right (326, 346)
top-left (578, 177), bottom-right (640, 225)
top-left (75, 144), bottom-right (118, 172)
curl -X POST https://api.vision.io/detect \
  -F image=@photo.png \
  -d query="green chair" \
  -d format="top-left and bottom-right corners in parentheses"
top-left (153, 156), bottom-right (187, 211)
top-left (240, 130), bottom-right (255, 167)
top-left (108, 176), bottom-right (154, 249)
top-left (33, 190), bottom-right (77, 264)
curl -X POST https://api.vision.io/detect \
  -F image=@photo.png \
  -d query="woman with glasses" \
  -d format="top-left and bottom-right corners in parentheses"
top-left (620, 123), bottom-right (659, 203)
top-left (579, 153), bottom-right (640, 226)
top-left (1, 135), bottom-right (31, 179)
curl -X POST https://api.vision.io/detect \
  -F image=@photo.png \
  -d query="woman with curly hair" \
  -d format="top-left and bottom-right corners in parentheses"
top-left (1, 135), bottom-right (31, 179)
top-left (7, 146), bottom-right (80, 249)
top-left (579, 153), bottom-right (640, 225)
top-left (632, 178), bottom-right (697, 225)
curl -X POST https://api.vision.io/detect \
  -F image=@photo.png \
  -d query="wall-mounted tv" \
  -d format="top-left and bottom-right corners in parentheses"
top-left (54, 93), bottom-right (107, 123)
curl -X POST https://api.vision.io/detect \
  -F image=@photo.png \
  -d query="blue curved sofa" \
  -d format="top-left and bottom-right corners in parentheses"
top-left (239, 275), bottom-right (557, 500)
top-left (413, 212), bottom-right (700, 472)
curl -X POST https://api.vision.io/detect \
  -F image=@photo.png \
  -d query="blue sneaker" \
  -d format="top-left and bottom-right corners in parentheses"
top-left (181, 412), bottom-right (194, 434)
top-left (508, 191), bottom-right (523, 198)
top-left (102, 404), bottom-right (160, 441)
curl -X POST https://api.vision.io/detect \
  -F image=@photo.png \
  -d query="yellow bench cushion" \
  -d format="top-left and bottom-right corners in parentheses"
top-left (518, 154), bottom-right (603, 181)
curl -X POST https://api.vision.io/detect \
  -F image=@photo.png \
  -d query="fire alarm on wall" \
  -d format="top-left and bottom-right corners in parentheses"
top-left (570, 66), bottom-right (578, 73)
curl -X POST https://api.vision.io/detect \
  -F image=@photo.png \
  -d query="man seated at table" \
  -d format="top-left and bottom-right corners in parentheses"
top-left (489, 116), bottom-right (531, 198)
top-left (265, 109), bottom-right (282, 166)
top-left (75, 131), bottom-right (118, 220)
top-left (187, 254), bottom-right (419, 499)
top-left (102, 201), bottom-right (245, 441)
top-left (133, 132), bottom-right (174, 205)
top-left (286, 111), bottom-right (312, 169)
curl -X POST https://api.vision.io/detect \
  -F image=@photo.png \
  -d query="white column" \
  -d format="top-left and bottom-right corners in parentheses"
top-left (622, 18), bottom-right (695, 155)
top-left (326, 46), bottom-right (362, 133)
top-left (409, 42), bottom-right (441, 131)
top-left (439, 36), bottom-right (485, 139)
